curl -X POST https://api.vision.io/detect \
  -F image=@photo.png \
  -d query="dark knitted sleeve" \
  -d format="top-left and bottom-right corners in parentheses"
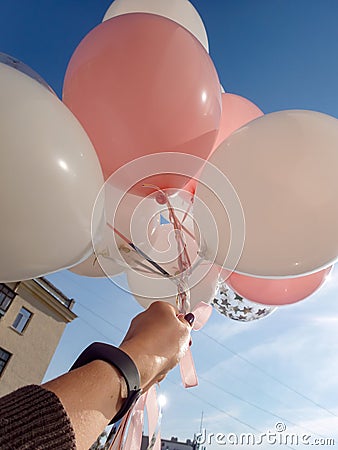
top-left (0, 384), bottom-right (76, 450)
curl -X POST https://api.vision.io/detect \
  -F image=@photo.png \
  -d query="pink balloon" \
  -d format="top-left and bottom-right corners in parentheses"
top-left (184, 93), bottom-right (263, 194)
top-left (222, 267), bottom-right (332, 306)
top-left (63, 13), bottom-right (221, 195)
top-left (213, 93), bottom-right (263, 150)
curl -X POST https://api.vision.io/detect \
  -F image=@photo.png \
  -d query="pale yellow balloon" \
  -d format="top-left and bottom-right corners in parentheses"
top-left (195, 110), bottom-right (338, 277)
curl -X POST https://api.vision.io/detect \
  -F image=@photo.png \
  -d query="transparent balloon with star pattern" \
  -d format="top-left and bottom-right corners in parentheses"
top-left (212, 281), bottom-right (277, 322)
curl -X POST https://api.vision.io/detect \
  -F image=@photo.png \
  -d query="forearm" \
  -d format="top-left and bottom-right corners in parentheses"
top-left (43, 360), bottom-right (127, 450)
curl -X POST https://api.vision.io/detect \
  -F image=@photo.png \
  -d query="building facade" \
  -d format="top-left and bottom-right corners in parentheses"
top-left (0, 277), bottom-right (76, 397)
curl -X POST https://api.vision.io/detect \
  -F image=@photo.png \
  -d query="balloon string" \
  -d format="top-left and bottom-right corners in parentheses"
top-left (142, 184), bottom-right (192, 314)
top-left (107, 222), bottom-right (171, 277)
top-left (165, 194), bottom-right (192, 314)
top-left (181, 195), bottom-right (194, 224)
top-left (165, 196), bottom-right (191, 268)
top-left (107, 186), bottom-right (196, 314)
top-left (180, 222), bottom-right (196, 241)
top-left (95, 245), bottom-right (162, 276)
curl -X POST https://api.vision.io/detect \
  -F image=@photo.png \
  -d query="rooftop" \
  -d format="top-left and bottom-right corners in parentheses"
top-left (33, 277), bottom-right (75, 310)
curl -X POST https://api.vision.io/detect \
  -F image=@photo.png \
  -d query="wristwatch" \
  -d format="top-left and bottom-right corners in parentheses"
top-left (69, 342), bottom-right (142, 423)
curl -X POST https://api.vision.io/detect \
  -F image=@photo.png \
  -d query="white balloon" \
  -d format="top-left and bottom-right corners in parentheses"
top-left (0, 52), bottom-right (53, 93)
top-left (195, 110), bottom-right (338, 277)
top-left (103, 0), bottom-right (209, 52)
top-left (0, 62), bottom-right (104, 282)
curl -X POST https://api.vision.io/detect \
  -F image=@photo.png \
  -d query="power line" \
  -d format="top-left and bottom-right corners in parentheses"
top-left (77, 314), bottom-right (122, 344)
top-left (200, 357), bottom-right (304, 420)
top-left (166, 378), bottom-right (259, 433)
top-left (76, 302), bottom-right (125, 334)
top-left (167, 378), bottom-right (297, 450)
top-left (199, 375), bottom-right (329, 439)
top-left (201, 330), bottom-right (338, 418)
top-left (53, 274), bottom-right (133, 320)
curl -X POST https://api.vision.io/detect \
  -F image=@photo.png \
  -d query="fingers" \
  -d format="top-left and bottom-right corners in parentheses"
top-left (146, 300), bottom-right (177, 317)
top-left (146, 300), bottom-right (195, 326)
top-left (146, 301), bottom-right (195, 328)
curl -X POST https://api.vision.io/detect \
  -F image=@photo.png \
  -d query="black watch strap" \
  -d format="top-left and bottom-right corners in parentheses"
top-left (69, 342), bottom-right (142, 424)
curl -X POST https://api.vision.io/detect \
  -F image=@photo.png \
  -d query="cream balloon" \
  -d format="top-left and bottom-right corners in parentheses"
top-left (102, 0), bottom-right (209, 52)
top-left (0, 61), bottom-right (104, 282)
top-left (195, 110), bottom-right (338, 277)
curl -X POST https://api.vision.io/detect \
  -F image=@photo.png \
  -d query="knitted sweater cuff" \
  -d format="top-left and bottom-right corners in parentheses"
top-left (0, 384), bottom-right (76, 449)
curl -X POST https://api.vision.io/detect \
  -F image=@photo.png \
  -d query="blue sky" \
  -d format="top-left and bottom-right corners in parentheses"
top-left (1, 1), bottom-right (338, 448)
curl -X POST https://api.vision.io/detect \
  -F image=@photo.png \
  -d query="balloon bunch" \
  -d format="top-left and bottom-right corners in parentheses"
top-left (0, 0), bottom-right (337, 315)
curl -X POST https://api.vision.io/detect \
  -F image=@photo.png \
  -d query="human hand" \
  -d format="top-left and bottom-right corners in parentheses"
top-left (119, 301), bottom-right (193, 391)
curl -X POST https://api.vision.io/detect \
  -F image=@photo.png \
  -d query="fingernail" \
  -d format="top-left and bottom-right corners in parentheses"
top-left (184, 313), bottom-right (195, 326)
top-left (189, 338), bottom-right (193, 347)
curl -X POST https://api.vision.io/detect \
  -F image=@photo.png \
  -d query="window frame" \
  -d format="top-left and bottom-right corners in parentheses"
top-left (11, 307), bottom-right (33, 334)
top-left (0, 347), bottom-right (12, 377)
top-left (0, 283), bottom-right (16, 317)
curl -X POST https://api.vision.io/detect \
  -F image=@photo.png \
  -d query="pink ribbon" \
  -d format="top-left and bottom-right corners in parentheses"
top-left (179, 301), bottom-right (213, 388)
top-left (109, 409), bottom-right (132, 450)
top-left (146, 385), bottom-right (161, 450)
top-left (191, 301), bottom-right (213, 331)
top-left (109, 385), bottom-right (160, 450)
top-left (124, 394), bottom-right (147, 450)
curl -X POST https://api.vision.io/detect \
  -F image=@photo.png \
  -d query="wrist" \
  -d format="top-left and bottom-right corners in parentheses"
top-left (69, 343), bottom-right (142, 423)
top-left (119, 341), bottom-right (162, 390)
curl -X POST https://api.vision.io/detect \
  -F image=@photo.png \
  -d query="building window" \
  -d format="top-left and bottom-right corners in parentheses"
top-left (0, 284), bottom-right (16, 317)
top-left (12, 307), bottom-right (32, 333)
top-left (0, 348), bottom-right (11, 376)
